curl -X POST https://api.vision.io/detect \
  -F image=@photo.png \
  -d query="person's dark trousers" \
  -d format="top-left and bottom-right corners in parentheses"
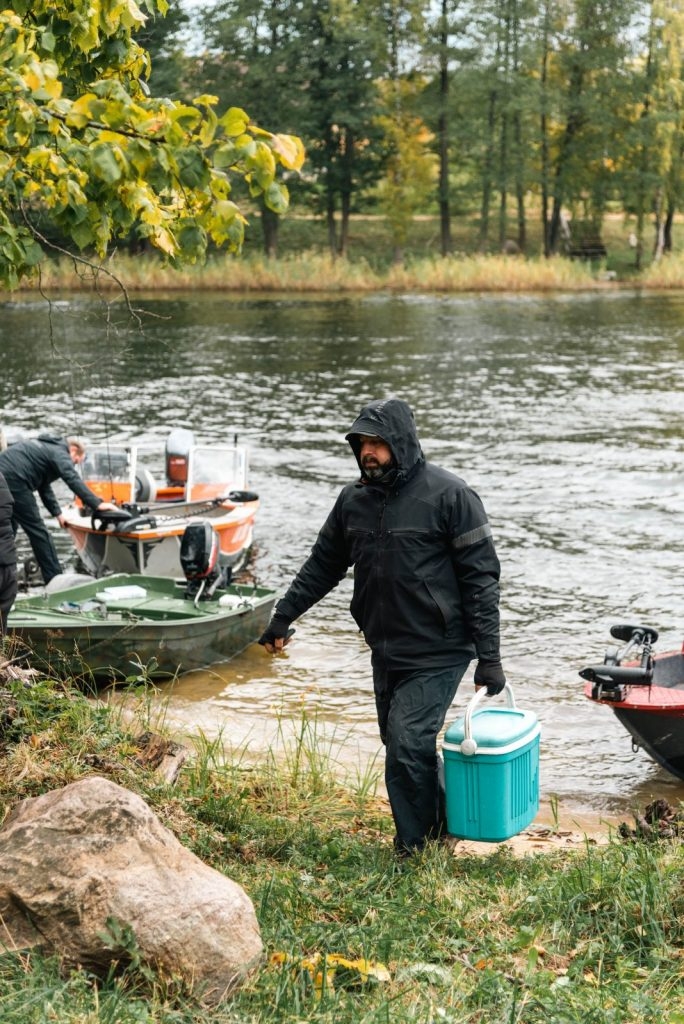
top-left (9, 486), bottom-right (62, 584)
top-left (0, 563), bottom-right (17, 634)
top-left (373, 660), bottom-right (470, 856)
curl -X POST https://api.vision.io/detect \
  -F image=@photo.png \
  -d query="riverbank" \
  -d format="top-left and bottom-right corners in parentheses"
top-left (17, 249), bottom-right (607, 294)
top-left (13, 245), bottom-right (684, 297)
top-left (0, 673), bottom-right (682, 1023)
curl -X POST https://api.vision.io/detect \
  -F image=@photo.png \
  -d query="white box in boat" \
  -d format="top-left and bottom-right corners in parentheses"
top-left (95, 585), bottom-right (147, 601)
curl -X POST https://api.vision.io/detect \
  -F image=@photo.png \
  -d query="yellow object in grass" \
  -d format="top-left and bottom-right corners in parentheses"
top-left (270, 951), bottom-right (391, 995)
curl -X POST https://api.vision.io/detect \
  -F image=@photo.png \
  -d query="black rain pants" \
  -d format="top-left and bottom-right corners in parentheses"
top-left (372, 659), bottom-right (470, 855)
top-left (9, 486), bottom-right (62, 584)
top-left (0, 563), bottom-right (17, 634)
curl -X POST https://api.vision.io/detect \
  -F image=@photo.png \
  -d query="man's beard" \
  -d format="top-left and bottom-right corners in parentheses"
top-left (362, 457), bottom-right (394, 481)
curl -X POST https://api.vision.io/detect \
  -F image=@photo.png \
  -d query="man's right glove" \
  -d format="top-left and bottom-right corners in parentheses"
top-left (473, 659), bottom-right (506, 696)
top-left (258, 614), bottom-right (294, 649)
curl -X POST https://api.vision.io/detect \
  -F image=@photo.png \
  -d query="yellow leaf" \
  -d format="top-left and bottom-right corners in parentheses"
top-left (326, 954), bottom-right (391, 985)
top-left (42, 76), bottom-right (62, 100)
top-left (64, 93), bottom-right (98, 129)
top-left (149, 226), bottom-right (177, 256)
top-left (22, 70), bottom-right (41, 92)
top-left (271, 133), bottom-right (305, 171)
top-left (221, 107), bottom-right (250, 138)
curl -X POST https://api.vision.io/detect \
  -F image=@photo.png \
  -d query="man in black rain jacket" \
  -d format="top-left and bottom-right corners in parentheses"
top-left (0, 434), bottom-right (114, 584)
top-left (0, 470), bottom-right (17, 634)
top-left (259, 397), bottom-right (505, 857)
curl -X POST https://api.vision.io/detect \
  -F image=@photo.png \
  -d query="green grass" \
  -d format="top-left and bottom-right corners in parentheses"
top-left (0, 675), bottom-right (683, 1022)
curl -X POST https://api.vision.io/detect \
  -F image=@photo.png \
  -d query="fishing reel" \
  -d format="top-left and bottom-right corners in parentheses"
top-left (179, 521), bottom-right (230, 600)
top-left (579, 623), bottom-right (658, 702)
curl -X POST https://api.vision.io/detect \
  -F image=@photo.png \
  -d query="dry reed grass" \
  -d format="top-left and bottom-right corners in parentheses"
top-left (19, 250), bottom-right (609, 295)
top-left (637, 253), bottom-right (684, 289)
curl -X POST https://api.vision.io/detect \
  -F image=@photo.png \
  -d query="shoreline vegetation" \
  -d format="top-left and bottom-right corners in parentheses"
top-left (0, 675), bottom-right (682, 1022)
top-left (12, 216), bottom-right (684, 296)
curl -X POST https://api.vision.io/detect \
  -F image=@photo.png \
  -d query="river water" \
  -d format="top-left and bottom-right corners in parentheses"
top-left (3, 287), bottom-right (684, 820)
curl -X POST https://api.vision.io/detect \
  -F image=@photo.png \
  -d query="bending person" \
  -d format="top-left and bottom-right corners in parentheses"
top-left (259, 397), bottom-right (505, 858)
top-left (0, 434), bottom-right (115, 584)
top-left (0, 470), bottom-right (17, 634)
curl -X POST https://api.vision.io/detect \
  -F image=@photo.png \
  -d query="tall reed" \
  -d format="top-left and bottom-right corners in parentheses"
top-left (19, 250), bottom-right (609, 295)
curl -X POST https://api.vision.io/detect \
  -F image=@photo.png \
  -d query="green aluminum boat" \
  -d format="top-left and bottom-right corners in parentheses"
top-left (8, 574), bottom-right (276, 682)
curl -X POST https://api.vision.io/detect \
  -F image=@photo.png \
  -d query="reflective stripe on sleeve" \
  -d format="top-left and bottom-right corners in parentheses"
top-left (450, 523), bottom-right (492, 551)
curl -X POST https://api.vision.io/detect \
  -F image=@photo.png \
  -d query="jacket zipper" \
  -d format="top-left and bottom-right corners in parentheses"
top-left (377, 492), bottom-right (389, 663)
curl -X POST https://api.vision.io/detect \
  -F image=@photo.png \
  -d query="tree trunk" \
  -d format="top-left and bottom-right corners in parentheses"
top-left (635, 4), bottom-right (656, 272)
top-left (326, 196), bottom-right (338, 258)
top-left (260, 203), bottom-right (279, 259)
top-left (540, 0), bottom-right (551, 256)
top-left (511, 0), bottom-right (525, 251)
top-left (322, 121), bottom-right (338, 258)
top-left (338, 127), bottom-right (354, 258)
top-left (497, 0), bottom-right (512, 248)
top-left (438, 0), bottom-right (452, 256)
top-left (652, 189), bottom-right (665, 261)
top-left (548, 64), bottom-right (584, 254)
top-left (479, 88), bottom-right (497, 251)
top-left (664, 201), bottom-right (675, 253)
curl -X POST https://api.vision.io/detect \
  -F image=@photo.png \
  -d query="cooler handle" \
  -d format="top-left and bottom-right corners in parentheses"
top-left (461, 683), bottom-right (517, 755)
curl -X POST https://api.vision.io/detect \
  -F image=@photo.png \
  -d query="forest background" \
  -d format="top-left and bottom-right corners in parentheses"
top-left (135, 0), bottom-right (684, 279)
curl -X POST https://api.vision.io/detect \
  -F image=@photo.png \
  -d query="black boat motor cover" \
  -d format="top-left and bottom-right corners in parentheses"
top-left (180, 521), bottom-right (220, 581)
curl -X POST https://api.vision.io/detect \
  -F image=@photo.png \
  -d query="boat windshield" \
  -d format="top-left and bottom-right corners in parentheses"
top-left (81, 446), bottom-right (136, 504)
top-left (186, 446), bottom-right (247, 501)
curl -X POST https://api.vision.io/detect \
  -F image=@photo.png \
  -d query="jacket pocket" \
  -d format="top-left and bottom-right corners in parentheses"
top-left (423, 579), bottom-right (457, 636)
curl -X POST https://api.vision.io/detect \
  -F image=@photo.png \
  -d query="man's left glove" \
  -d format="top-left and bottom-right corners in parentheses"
top-left (258, 614), bottom-right (294, 649)
top-left (474, 659), bottom-right (506, 696)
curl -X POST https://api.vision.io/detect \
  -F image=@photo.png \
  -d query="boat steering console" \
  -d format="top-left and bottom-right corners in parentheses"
top-left (90, 505), bottom-right (158, 533)
top-left (579, 623), bottom-right (659, 702)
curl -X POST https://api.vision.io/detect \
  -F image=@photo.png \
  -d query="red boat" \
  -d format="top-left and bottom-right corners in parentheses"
top-left (581, 624), bottom-right (684, 780)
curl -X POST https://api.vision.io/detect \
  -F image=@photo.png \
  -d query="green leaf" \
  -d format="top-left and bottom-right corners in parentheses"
top-left (248, 142), bottom-right (276, 189)
top-left (90, 143), bottom-right (123, 183)
top-left (213, 143), bottom-right (237, 170)
top-left (263, 182), bottom-right (289, 215)
top-left (70, 220), bottom-right (95, 250)
top-left (40, 30), bottom-right (56, 53)
top-left (175, 147), bottom-right (209, 189)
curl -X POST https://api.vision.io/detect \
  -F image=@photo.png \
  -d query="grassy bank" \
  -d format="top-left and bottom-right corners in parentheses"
top-left (22, 249), bottom-right (605, 295)
top-left (14, 213), bottom-right (684, 296)
top-left (0, 676), bottom-right (683, 1022)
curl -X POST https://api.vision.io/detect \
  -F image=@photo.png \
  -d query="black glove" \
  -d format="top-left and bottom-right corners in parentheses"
top-left (474, 659), bottom-right (506, 696)
top-left (258, 614), bottom-right (293, 647)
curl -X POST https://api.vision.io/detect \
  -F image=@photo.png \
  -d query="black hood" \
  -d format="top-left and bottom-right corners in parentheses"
top-left (37, 433), bottom-right (68, 451)
top-left (345, 398), bottom-right (424, 482)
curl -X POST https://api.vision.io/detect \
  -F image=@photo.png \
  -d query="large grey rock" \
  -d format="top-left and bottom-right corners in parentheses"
top-left (0, 776), bottom-right (262, 1003)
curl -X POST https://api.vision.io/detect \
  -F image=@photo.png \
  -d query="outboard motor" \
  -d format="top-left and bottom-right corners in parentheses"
top-left (180, 521), bottom-right (228, 600)
top-left (165, 427), bottom-right (195, 486)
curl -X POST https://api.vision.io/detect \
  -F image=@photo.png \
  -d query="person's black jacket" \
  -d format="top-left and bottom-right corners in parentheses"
top-left (274, 398), bottom-right (501, 671)
top-left (0, 470), bottom-right (16, 567)
top-left (0, 434), bottom-right (100, 514)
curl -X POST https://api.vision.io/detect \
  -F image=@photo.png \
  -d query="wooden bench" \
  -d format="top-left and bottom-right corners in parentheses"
top-left (568, 238), bottom-right (607, 260)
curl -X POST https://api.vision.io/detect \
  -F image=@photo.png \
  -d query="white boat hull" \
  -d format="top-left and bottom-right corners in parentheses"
top-left (65, 502), bottom-right (257, 577)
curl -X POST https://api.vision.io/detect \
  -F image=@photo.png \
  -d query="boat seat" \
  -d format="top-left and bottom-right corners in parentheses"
top-left (135, 467), bottom-right (158, 503)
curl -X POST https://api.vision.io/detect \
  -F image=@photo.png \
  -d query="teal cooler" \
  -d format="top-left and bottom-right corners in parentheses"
top-left (443, 685), bottom-right (540, 841)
